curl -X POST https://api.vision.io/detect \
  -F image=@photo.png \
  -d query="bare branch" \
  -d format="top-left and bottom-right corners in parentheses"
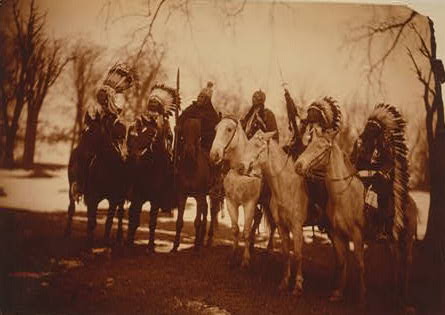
top-left (135, 0), bottom-right (167, 62)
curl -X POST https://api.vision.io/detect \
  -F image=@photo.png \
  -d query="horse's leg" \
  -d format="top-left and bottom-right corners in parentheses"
top-left (263, 204), bottom-right (276, 252)
top-left (249, 205), bottom-right (263, 252)
top-left (329, 232), bottom-right (348, 302)
top-left (64, 196), bottom-right (76, 237)
top-left (127, 200), bottom-right (143, 246)
top-left (226, 198), bottom-right (240, 265)
top-left (277, 224), bottom-right (291, 291)
top-left (351, 227), bottom-right (366, 305)
top-left (172, 193), bottom-right (187, 253)
top-left (147, 203), bottom-right (160, 253)
top-left (292, 222), bottom-right (304, 297)
top-left (241, 200), bottom-right (257, 268)
top-left (104, 200), bottom-right (117, 245)
top-left (86, 199), bottom-right (99, 248)
top-left (195, 194), bottom-right (208, 249)
top-left (116, 201), bottom-right (125, 244)
top-left (207, 195), bottom-right (218, 247)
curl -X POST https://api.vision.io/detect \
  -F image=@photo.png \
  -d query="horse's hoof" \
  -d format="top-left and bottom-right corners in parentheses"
top-left (206, 239), bottom-right (213, 247)
top-left (329, 290), bottom-right (344, 303)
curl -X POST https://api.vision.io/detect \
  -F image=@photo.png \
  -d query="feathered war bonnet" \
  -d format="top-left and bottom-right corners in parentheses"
top-left (96, 62), bottom-right (137, 115)
top-left (306, 96), bottom-right (342, 132)
top-left (364, 103), bottom-right (410, 240)
top-left (147, 84), bottom-right (180, 116)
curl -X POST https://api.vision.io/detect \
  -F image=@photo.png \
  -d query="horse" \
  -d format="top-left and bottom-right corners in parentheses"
top-left (66, 112), bottom-right (102, 238)
top-left (352, 103), bottom-right (418, 309)
top-left (172, 118), bottom-right (221, 252)
top-left (66, 111), bottom-right (129, 248)
top-left (126, 115), bottom-right (175, 252)
top-left (210, 117), bottom-right (276, 268)
top-left (295, 119), bottom-right (417, 308)
top-left (238, 129), bottom-right (309, 296)
top-left (295, 127), bottom-right (367, 304)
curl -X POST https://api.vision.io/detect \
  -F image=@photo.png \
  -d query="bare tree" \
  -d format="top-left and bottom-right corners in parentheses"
top-left (1, 0), bottom-right (41, 168)
top-left (350, 8), bottom-right (445, 313)
top-left (123, 47), bottom-right (166, 119)
top-left (69, 41), bottom-right (102, 152)
top-left (23, 38), bottom-right (70, 168)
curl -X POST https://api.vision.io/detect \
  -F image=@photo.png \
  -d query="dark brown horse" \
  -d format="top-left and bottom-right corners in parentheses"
top-left (86, 113), bottom-right (129, 247)
top-left (66, 112), bottom-right (129, 247)
top-left (172, 118), bottom-right (221, 252)
top-left (126, 115), bottom-right (175, 252)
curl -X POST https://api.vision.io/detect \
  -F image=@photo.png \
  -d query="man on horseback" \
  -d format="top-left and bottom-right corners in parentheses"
top-left (300, 97), bottom-right (343, 232)
top-left (70, 63), bottom-right (136, 200)
top-left (352, 104), bottom-right (409, 241)
top-left (239, 90), bottom-right (279, 236)
top-left (241, 90), bottom-right (279, 142)
top-left (177, 82), bottom-right (220, 156)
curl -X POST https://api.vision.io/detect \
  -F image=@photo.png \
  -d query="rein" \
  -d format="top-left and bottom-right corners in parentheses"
top-left (222, 118), bottom-right (239, 155)
top-left (305, 143), bottom-right (358, 182)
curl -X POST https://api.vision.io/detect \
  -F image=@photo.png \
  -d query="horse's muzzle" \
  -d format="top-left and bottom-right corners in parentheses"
top-left (210, 149), bottom-right (222, 165)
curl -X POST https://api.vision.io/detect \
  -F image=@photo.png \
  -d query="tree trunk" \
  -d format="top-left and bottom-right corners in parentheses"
top-left (3, 127), bottom-right (17, 168)
top-left (22, 105), bottom-right (39, 169)
top-left (422, 17), bottom-right (445, 315)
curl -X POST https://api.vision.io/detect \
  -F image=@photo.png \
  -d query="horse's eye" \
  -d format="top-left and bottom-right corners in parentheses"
top-left (227, 128), bottom-right (232, 133)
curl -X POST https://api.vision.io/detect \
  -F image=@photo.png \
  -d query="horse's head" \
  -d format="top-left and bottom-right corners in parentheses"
top-left (81, 111), bottom-right (103, 155)
top-left (179, 118), bottom-right (201, 164)
top-left (101, 114), bottom-right (129, 162)
top-left (353, 120), bottom-right (386, 170)
top-left (295, 127), bottom-right (338, 178)
top-left (210, 117), bottom-right (239, 164)
top-left (127, 115), bottom-right (159, 159)
top-left (239, 130), bottom-right (276, 176)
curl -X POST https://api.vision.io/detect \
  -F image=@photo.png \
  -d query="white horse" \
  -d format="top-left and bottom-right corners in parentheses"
top-left (210, 117), bottom-right (275, 267)
top-left (239, 129), bottom-right (309, 296)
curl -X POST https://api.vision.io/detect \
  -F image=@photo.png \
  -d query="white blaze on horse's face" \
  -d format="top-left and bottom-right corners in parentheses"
top-left (210, 119), bottom-right (237, 164)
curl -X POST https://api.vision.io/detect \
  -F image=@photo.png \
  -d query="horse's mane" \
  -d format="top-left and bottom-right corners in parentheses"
top-left (366, 103), bottom-right (409, 239)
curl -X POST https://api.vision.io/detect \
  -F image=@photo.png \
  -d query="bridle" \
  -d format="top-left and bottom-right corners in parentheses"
top-left (221, 117), bottom-right (239, 156)
top-left (246, 137), bottom-right (291, 179)
top-left (303, 137), bottom-right (357, 183)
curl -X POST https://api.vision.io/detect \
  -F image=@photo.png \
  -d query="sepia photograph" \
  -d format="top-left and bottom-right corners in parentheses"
top-left (1, 0), bottom-right (445, 314)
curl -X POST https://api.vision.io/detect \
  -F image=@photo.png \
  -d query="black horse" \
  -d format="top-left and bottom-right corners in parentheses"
top-left (66, 112), bottom-right (129, 247)
top-left (172, 118), bottom-right (223, 252)
top-left (126, 115), bottom-right (175, 252)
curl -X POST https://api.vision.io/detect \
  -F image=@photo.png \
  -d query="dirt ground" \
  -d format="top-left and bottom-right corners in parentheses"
top-left (0, 167), bottom-right (436, 314)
